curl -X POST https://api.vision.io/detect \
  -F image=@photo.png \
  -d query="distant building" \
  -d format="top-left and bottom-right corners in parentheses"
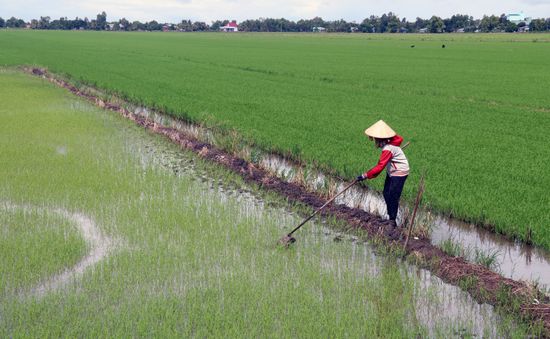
top-left (220, 21), bottom-right (238, 32)
top-left (312, 26), bottom-right (326, 32)
top-left (506, 12), bottom-right (532, 25)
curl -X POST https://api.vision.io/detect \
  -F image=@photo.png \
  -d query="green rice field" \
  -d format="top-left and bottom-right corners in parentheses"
top-left (0, 31), bottom-right (549, 248)
top-left (0, 68), bottom-right (540, 337)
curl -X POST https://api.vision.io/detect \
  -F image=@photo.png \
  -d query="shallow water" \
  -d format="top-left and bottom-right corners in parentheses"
top-left (118, 119), bottom-right (520, 337)
top-left (431, 216), bottom-right (550, 289)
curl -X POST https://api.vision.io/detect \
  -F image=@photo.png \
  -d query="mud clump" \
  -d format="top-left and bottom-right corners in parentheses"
top-left (31, 68), bottom-right (46, 76)
top-left (27, 67), bottom-right (550, 335)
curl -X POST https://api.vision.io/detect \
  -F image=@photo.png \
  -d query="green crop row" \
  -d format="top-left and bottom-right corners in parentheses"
top-left (1, 31), bottom-right (549, 249)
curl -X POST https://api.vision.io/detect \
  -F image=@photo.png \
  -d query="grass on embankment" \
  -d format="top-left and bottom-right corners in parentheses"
top-left (0, 69), bottom-right (539, 337)
top-left (0, 31), bottom-right (548, 249)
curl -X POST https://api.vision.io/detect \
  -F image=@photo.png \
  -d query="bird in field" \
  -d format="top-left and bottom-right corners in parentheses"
top-left (410, 45), bottom-right (415, 48)
top-left (442, 44), bottom-right (446, 48)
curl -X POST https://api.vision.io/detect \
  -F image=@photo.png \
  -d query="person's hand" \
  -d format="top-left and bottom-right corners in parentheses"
top-left (356, 175), bottom-right (366, 182)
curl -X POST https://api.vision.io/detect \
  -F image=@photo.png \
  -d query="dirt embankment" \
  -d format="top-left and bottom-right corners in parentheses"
top-left (27, 67), bottom-right (550, 335)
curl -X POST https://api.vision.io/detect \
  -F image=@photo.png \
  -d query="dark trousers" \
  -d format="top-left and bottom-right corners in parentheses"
top-left (383, 175), bottom-right (408, 221)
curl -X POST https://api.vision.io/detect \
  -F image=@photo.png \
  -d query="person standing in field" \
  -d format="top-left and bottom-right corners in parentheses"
top-left (356, 120), bottom-right (409, 228)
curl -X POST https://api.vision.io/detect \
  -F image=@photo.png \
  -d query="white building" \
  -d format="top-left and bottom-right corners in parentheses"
top-left (506, 12), bottom-right (532, 25)
top-left (220, 21), bottom-right (238, 32)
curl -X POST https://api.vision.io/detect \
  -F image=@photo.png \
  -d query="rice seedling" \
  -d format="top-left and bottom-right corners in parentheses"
top-left (0, 69), bottom-right (540, 337)
top-left (474, 248), bottom-right (501, 271)
top-left (441, 237), bottom-right (466, 257)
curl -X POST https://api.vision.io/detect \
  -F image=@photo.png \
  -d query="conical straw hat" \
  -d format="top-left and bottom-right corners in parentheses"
top-left (364, 120), bottom-right (396, 139)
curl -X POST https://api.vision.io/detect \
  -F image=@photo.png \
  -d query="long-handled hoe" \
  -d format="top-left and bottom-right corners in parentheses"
top-left (278, 141), bottom-right (410, 247)
top-left (278, 179), bottom-right (359, 247)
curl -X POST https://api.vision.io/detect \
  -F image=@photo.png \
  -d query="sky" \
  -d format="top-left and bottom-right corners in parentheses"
top-left (2, 0), bottom-right (549, 23)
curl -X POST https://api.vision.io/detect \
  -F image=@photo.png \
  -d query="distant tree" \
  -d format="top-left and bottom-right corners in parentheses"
top-left (129, 20), bottom-right (145, 31)
top-left (295, 17), bottom-right (325, 32)
top-left (413, 17), bottom-right (427, 31)
top-left (30, 19), bottom-right (39, 29)
top-left (178, 19), bottom-right (193, 31)
top-left (118, 18), bottom-right (129, 31)
top-left (160, 23), bottom-right (172, 31)
top-left (210, 20), bottom-right (228, 31)
top-left (95, 11), bottom-right (107, 30)
top-left (239, 19), bottom-right (259, 31)
top-left (72, 17), bottom-right (87, 30)
top-left (463, 15), bottom-right (476, 32)
top-left (479, 15), bottom-right (499, 32)
top-left (6, 17), bottom-right (25, 28)
top-left (381, 12), bottom-right (401, 33)
top-left (443, 14), bottom-right (473, 32)
top-left (327, 19), bottom-right (351, 32)
top-left (49, 17), bottom-right (75, 30)
top-left (192, 21), bottom-right (208, 31)
top-left (378, 13), bottom-right (389, 32)
top-left (258, 18), bottom-right (275, 32)
top-left (146, 20), bottom-right (162, 31)
top-left (529, 18), bottom-right (547, 32)
top-left (505, 22), bottom-right (517, 32)
top-left (359, 15), bottom-right (378, 33)
top-left (294, 19), bottom-right (307, 32)
top-left (59, 17), bottom-right (69, 29)
top-left (257, 18), bottom-right (271, 31)
top-left (10, 12), bottom-right (548, 33)
top-left (0, 17), bottom-right (4, 28)
top-left (498, 13), bottom-right (510, 31)
top-left (48, 17), bottom-right (61, 29)
top-left (428, 16), bottom-right (444, 33)
top-left (401, 18), bottom-right (415, 32)
top-left (470, 18), bottom-right (481, 32)
top-left (280, 18), bottom-right (297, 32)
top-left (310, 16), bottom-right (325, 28)
top-left (443, 17), bottom-right (453, 32)
top-left (239, 18), bottom-right (296, 32)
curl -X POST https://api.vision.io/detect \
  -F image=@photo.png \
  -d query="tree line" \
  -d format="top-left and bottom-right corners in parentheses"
top-left (1, 11), bottom-right (550, 32)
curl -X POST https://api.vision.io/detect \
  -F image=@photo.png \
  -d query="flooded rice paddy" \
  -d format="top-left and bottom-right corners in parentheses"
top-left (2, 70), bottom-right (539, 336)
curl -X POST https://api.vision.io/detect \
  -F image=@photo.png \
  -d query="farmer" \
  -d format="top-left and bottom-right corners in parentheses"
top-left (356, 120), bottom-right (409, 228)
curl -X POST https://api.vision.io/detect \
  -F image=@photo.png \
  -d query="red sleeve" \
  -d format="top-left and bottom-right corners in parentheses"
top-left (389, 135), bottom-right (403, 146)
top-left (364, 150), bottom-right (392, 179)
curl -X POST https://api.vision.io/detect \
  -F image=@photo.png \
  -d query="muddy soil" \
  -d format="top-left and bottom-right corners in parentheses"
top-left (27, 67), bottom-right (550, 335)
